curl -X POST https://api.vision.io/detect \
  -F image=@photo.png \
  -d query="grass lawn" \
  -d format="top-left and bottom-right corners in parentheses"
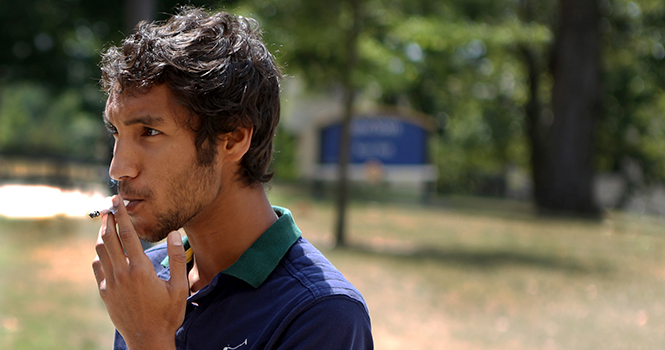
top-left (268, 185), bottom-right (665, 350)
top-left (0, 218), bottom-right (114, 349)
top-left (1, 183), bottom-right (665, 349)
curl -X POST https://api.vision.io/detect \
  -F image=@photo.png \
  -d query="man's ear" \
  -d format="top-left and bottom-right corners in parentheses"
top-left (219, 127), bottom-right (253, 163)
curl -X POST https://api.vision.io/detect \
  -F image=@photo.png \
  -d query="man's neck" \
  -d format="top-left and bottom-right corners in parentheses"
top-left (182, 183), bottom-right (278, 293)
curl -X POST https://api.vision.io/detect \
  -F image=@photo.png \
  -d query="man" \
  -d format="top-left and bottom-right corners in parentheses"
top-left (92, 7), bottom-right (373, 350)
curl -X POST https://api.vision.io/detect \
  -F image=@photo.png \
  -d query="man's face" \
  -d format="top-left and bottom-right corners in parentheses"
top-left (104, 84), bottom-right (221, 242)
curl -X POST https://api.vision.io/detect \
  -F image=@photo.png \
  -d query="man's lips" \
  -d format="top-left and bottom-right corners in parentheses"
top-left (122, 199), bottom-right (144, 212)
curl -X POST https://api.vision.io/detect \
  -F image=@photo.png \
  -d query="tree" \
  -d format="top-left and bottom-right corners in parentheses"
top-left (237, 0), bottom-right (665, 219)
top-left (241, 0), bottom-right (373, 247)
top-left (0, 0), bottom-right (214, 162)
top-left (334, 0), bottom-right (364, 247)
top-left (246, 0), bottom-right (545, 210)
top-left (536, 0), bottom-right (602, 215)
top-left (596, 0), bottom-right (665, 205)
top-left (523, 0), bottom-right (665, 215)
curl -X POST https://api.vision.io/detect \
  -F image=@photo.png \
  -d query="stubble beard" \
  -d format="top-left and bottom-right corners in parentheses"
top-left (126, 161), bottom-right (218, 243)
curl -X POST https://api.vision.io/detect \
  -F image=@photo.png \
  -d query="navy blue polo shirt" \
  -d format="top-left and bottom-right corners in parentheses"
top-left (113, 207), bottom-right (373, 350)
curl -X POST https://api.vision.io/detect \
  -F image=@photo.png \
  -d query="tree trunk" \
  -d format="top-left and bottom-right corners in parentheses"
top-left (521, 46), bottom-right (548, 207)
top-left (519, 0), bottom-right (548, 209)
top-left (535, 0), bottom-right (601, 216)
top-left (334, 0), bottom-right (363, 248)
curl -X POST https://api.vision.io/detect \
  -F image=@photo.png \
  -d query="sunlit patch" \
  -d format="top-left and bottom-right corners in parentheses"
top-left (0, 185), bottom-right (111, 219)
top-left (637, 310), bottom-right (649, 326)
top-left (2, 316), bottom-right (20, 333)
top-left (32, 239), bottom-right (96, 286)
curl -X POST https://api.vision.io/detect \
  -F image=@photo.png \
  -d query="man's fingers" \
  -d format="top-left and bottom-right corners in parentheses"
top-left (93, 225), bottom-right (111, 294)
top-left (111, 195), bottom-right (147, 261)
top-left (92, 257), bottom-right (105, 285)
top-left (95, 221), bottom-right (114, 274)
top-left (100, 211), bottom-right (128, 269)
top-left (166, 231), bottom-right (189, 296)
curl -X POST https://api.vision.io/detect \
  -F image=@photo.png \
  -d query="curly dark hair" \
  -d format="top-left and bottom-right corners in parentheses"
top-left (100, 6), bottom-right (282, 186)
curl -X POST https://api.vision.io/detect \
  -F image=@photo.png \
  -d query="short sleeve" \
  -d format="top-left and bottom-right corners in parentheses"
top-left (274, 296), bottom-right (373, 350)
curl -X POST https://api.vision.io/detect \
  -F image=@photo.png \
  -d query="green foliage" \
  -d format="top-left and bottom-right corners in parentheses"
top-left (0, 0), bottom-right (219, 161)
top-left (241, 0), bottom-right (665, 197)
top-left (272, 126), bottom-right (299, 181)
top-left (0, 0), bottom-right (123, 89)
top-left (236, 0), bottom-right (547, 193)
top-left (4, 0), bottom-right (664, 196)
top-left (0, 83), bottom-right (107, 161)
top-left (366, 2), bottom-right (549, 194)
top-left (0, 0), bottom-right (215, 89)
top-left (0, 0), bottom-right (124, 161)
top-left (597, 0), bottom-right (665, 184)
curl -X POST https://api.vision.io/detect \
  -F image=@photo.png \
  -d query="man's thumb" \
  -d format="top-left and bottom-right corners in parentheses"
top-left (166, 231), bottom-right (189, 293)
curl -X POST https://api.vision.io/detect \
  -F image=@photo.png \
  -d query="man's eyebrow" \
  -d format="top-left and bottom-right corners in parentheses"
top-left (122, 115), bottom-right (165, 127)
top-left (102, 112), bottom-right (165, 127)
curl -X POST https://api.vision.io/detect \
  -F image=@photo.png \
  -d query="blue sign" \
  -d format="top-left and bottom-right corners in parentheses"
top-left (320, 117), bottom-right (429, 165)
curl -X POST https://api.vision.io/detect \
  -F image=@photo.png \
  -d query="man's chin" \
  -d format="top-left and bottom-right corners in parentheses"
top-left (134, 224), bottom-right (171, 243)
top-left (138, 211), bottom-right (190, 243)
top-left (139, 231), bottom-right (171, 243)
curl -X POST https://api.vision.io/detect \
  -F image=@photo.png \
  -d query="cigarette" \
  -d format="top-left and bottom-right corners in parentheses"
top-left (88, 199), bottom-right (129, 218)
top-left (88, 209), bottom-right (110, 219)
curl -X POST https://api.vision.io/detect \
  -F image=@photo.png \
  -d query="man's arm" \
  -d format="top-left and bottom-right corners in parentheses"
top-left (92, 196), bottom-right (189, 350)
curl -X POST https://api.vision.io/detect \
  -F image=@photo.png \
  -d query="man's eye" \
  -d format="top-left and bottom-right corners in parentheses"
top-left (105, 124), bottom-right (118, 135)
top-left (144, 128), bottom-right (162, 136)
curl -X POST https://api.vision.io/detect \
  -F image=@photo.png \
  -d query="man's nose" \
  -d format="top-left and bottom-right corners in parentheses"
top-left (108, 139), bottom-right (140, 181)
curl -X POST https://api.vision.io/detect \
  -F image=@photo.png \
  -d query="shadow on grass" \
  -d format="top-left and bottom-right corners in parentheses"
top-left (340, 243), bottom-right (613, 275)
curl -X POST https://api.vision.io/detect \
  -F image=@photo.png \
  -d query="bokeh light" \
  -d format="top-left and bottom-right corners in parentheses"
top-left (0, 184), bottom-right (110, 219)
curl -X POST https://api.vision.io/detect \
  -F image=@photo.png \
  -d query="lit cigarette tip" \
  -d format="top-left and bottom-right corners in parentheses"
top-left (88, 196), bottom-right (115, 219)
top-left (88, 209), bottom-right (113, 219)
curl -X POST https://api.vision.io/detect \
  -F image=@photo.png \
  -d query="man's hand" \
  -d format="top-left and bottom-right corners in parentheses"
top-left (92, 196), bottom-right (189, 350)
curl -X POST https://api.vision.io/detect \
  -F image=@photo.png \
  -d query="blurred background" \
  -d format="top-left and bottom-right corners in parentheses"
top-left (1, 0), bottom-right (665, 349)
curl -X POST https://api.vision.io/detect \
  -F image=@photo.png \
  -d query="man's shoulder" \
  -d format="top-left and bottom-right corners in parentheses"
top-left (277, 238), bottom-right (366, 307)
top-left (264, 238), bottom-right (373, 349)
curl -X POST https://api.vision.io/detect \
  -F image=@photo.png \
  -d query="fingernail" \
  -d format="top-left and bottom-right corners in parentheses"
top-left (170, 232), bottom-right (183, 247)
top-left (112, 196), bottom-right (120, 209)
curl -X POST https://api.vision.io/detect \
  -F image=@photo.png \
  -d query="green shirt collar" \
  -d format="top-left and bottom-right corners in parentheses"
top-left (223, 206), bottom-right (301, 288)
top-left (163, 206), bottom-right (302, 288)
